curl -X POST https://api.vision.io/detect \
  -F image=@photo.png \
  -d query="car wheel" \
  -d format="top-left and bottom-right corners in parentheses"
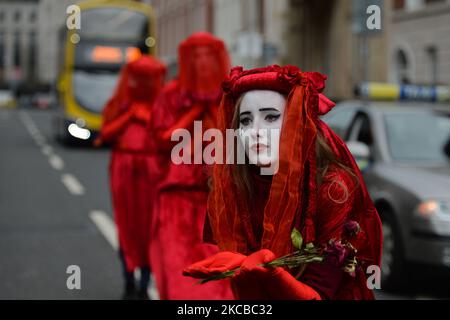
top-left (380, 212), bottom-right (408, 291)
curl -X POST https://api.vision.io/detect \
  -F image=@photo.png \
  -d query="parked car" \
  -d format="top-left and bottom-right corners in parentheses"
top-left (322, 100), bottom-right (450, 290)
top-left (0, 89), bottom-right (16, 109)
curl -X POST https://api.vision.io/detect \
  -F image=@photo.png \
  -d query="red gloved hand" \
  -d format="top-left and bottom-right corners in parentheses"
top-left (232, 249), bottom-right (322, 300)
top-left (99, 110), bottom-right (133, 143)
top-left (132, 103), bottom-right (151, 124)
top-left (183, 251), bottom-right (246, 279)
top-left (231, 249), bottom-right (277, 300)
top-left (158, 103), bottom-right (206, 146)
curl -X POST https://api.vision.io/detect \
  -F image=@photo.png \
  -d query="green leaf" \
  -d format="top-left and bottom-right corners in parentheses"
top-left (291, 228), bottom-right (303, 249)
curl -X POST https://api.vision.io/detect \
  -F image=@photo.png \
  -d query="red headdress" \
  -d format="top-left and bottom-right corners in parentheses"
top-left (101, 55), bottom-right (166, 124)
top-left (207, 65), bottom-right (382, 268)
top-left (178, 32), bottom-right (230, 100)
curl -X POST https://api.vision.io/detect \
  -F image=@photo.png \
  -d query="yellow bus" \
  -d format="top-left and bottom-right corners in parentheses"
top-left (55, 0), bottom-right (156, 144)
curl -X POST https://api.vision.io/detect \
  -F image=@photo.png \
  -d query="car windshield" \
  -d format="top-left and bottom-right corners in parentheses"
top-left (384, 111), bottom-right (450, 164)
top-left (72, 70), bottom-right (119, 113)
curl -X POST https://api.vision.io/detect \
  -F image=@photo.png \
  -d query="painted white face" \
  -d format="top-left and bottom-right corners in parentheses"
top-left (238, 90), bottom-right (286, 174)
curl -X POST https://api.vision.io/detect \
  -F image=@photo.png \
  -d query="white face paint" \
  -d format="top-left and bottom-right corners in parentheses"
top-left (238, 90), bottom-right (286, 174)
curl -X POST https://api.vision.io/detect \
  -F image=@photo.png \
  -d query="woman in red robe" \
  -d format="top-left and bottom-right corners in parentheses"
top-left (95, 55), bottom-right (166, 299)
top-left (149, 32), bottom-right (234, 300)
top-left (183, 65), bottom-right (383, 300)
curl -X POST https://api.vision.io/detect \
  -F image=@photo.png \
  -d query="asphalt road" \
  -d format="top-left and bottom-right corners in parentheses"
top-left (0, 108), bottom-right (448, 300)
top-left (0, 108), bottom-right (121, 299)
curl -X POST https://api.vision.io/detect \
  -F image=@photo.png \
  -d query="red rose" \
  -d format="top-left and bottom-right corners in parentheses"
top-left (304, 72), bottom-right (327, 92)
top-left (344, 220), bottom-right (361, 236)
top-left (278, 65), bottom-right (301, 86)
top-left (222, 66), bottom-right (244, 94)
top-left (324, 240), bottom-right (347, 268)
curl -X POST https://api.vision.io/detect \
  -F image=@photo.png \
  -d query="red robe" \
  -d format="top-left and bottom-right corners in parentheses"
top-left (99, 56), bottom-right (166, 273)
top-left (100, 102), bottom-right (157, 272)
top-left (149, 80), bottom-right (233, 300)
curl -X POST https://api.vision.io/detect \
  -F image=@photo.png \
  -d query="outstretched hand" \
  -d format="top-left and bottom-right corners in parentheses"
top-left (183, 251), bottom-right (246, 279)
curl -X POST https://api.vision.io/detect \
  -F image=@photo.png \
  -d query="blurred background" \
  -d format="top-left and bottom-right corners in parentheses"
top-left (0, 0), bottom-right (449, 300)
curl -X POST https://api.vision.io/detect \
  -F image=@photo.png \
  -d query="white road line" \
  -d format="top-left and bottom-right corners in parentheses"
top-left (89, 210), bottom-right (118, 250)
top-left (90, 210), bottom-right (160, 300)
top-left (48, 154), bottom-right (65, 171)
top-left (41, 145), bottom-right (53, 156)
top-left (61, 173), bottom-right (85, 195)
top-left (33, 133), bottom-right (46, 145)
top-left (19, 111), bottom-right (47, 145)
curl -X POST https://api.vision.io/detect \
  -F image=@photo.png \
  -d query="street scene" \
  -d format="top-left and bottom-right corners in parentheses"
top-left (1, 0), bottom-right (450, 301)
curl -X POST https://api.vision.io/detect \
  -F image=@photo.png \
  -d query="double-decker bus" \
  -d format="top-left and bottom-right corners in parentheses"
top-left (55, 0), bottom-right (156, 144)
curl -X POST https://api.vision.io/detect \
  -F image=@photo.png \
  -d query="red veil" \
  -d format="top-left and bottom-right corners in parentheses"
top-left (207, 65), bottom-right (382, 272)
top-left (101, 55), bottom-right (166, 127)
top-left (178, 32), bottom-right (230, 100)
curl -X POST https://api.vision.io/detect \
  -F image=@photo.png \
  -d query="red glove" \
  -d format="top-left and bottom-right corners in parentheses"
top-left (131, 103), bottom-right (152, 124)
top-left (183, 251), bottom-right (246, 279)
top-left (232, 249), bottom-right (322, 300)
top-left (157, 104), bottom-right (206, 151)
top-left (99, 110), bottom-right (133, 143)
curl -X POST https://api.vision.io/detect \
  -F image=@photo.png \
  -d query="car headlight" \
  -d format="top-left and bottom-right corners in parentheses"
top-left (416, 199), bottom-right (450, 217)
top-left (68, 122), bottom-right (91, 140)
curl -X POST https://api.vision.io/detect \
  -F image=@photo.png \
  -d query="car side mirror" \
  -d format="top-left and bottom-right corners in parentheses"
top-left (346, 141), bottom-right (371, 171)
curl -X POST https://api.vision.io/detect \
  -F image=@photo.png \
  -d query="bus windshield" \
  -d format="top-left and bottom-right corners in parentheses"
top-left (74, 8), bottom-right (149, 68)
top-left (72, 70), bottom-right (119, 113)
top-left (70, 7), bottom-right (149, 113)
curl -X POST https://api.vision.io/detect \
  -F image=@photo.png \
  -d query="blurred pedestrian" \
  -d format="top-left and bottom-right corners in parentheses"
top-left (183, 65), bottom-right (383, 300)
top-left (95, 55), bottom-right (166, 299)
top-left (149, 32), bottom-right (233, 299)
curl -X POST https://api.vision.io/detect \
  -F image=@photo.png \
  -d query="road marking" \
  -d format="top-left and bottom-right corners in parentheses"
top-left (33, 134), bottom-right (46, 146)
top-left (89, 210), bottom-right (160, 300)
top-left (41, 145), bottom-right (53, 156)
top-left (61, 173), bottom-right (85, 195)
top-left (49, 154), bottom-right (65, 171)
top-left (89, 210), bottom-right (118, 250)
top-left (19, 111), bottom-right (48, 146)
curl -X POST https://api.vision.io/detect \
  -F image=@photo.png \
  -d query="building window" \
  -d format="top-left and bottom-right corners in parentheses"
top-left (426, 46), bottom-right (438, 85)
top-left (29, 31), bottom-right (37, 81)
top-left (425, 0), bottom-right (444, 5)
top-left (0, 32), bottom-right (4, 68)
top-left (0, 32), bottom-right (3, 84)
top-left (395, 49), bottom-right (411, 84)
top-left (393, 0), bottom-right (405, 10)
top-left (14, 32), bottom-right (21, 68)
top-left (30, 11), bottom-right (37, 23)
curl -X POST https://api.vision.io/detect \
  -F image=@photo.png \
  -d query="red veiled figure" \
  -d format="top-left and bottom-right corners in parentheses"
top-left (183, 65), bottom-right (383, 300)
top-left (95, 55), bottom-right (166, 299)
top-left (149, 32), bottom-right (233, 300)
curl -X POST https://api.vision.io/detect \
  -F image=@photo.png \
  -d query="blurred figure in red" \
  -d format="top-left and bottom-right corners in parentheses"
top-left (149, 32), bottom-right (233, 299)
top-left (95, 55), bottom-right (166, 299)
